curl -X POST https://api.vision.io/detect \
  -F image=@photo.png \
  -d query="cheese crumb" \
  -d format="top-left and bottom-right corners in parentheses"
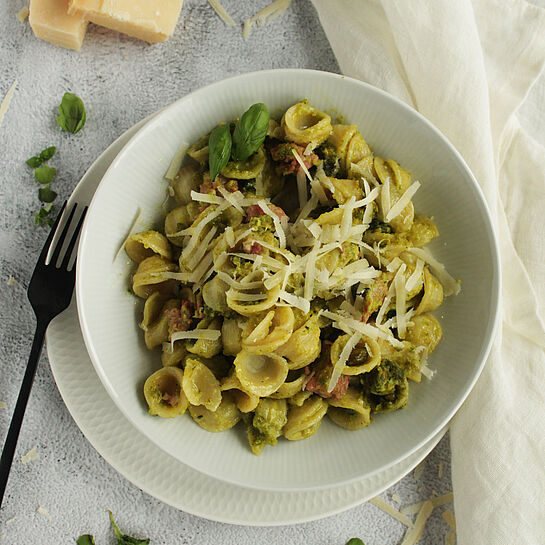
top-left (37, 506), bottom-right (51, 522)
top-left (442, 509), bottom-right (456, 531)
top-left (207, 0), bottom-right (236, 26)
top-left (392, 493), bottom-right (402, 505)
top-left (438, 461), bottom-right (444, 478)
top-left (369, 496), bottom-right (413, 528)
top-left (7, 275), bottom-right (16, 287)
top-left (5, 518), bottom-right (16, 525)
top-left (16, 7), bottom-right (30, 23)
top-left (0, 81), bottom-right (17, 131)
top-left (0, 402), bottom-right (6, 410)
top-left (21, 447), bottom-right (38, 465)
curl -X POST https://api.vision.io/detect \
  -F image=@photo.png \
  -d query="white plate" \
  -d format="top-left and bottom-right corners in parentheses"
top-left (77, 69), bottom-right (499, 492)
top-left (46, 117), bottom-right (446, 526)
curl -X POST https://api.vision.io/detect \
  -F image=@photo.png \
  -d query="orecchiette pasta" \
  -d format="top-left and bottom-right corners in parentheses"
top-left (127, 100), bottom-right (458, 455)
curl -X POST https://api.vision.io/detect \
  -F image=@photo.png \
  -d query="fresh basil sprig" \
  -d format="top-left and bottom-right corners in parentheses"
top-left (231, 103), bottom-right (269, 161)
top-left (26, 146), bottom-right (56, 168)
top-left (76, 535), bottom-right (96, 545)
top-left (34, 203), bottom-right (55, 226)
top-left (57, 92), bottom-right (86, 134)
top-left (34, 165), bottom-right (56, 184)
top-left (208, 123), bottom-right (232, 181)
top-left (109, 511), bottom-right (150, 545)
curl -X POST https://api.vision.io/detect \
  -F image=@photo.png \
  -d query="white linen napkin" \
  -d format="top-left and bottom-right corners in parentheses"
top-left (311, 1), bottom-right (545, 543)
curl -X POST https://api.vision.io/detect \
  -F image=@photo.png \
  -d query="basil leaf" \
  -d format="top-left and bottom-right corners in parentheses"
top-left (34, 203), bottom-right (55, 227)
top-left (109, 511), bottom-right (150, 545)
top-left (76, 535), bottom-right (96, 545)
top-left (231, 103), bottom-right (269, 161)
top-left (40, 146), bottom-right (56, 161)
top-left (34, 165), bottom-right (56, 184)
top-left (57, 92), bottom-right (86, 134)
top-left (39, 186), bottom-right (57, 203)
top-left (26, 156), bottom-right (43, 168)
top-left (346, 539), bottom-right (365, 545)
top-left (208, 123), bottom-right (232, 181)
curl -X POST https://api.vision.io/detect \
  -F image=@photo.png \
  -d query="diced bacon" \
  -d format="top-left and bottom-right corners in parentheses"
top-left (162, 390), bottom-right (180, 407)
top-left (270, 143), bottom-right (320, 175)
top-left (304, 360), bottom-right (350, 400)
top-left (194, 294), bottom-right (204, 319)
top-left (242, 238), bottom-right (263, 255)
top-left (361, 276), bottom-right (390, 323)
top-left (165, 300), bottom-right (194, 334)
top-left (200, 174), bottom-right (238, 195)
top-left (245, 203), bottom-right (288, 220)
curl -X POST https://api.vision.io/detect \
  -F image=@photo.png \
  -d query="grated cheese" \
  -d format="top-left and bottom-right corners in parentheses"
top-left (224, 226), bottom-right (235, 248)
top-left (376, 264), bottom-right (405, 326)
top-left (258, 201), bottom-right (286, 248)
top-left (218, 187), bottom-right (245, 213)
top-left (386, 257), bottom-right (403, 273)
top-left (340, 196), bottom-right (356, 242)
top-left (386, 181), bottom-right (421, 222)
top-left (296, 194), bottom-right (318, 222)
top-left (438, 461), bottom-right (444, 479)
top-left (164, 142), bottom-right (188, 180)
top-left (7, 275), bottom-right (16, 287)
top-left (420, 361), bottom-right (436, 380)
top-left (226, 289), bottom-right (268, 302)
top-left (278, 290), bottom-right (310, 313)
top-left (409, 247), bottom-right (461, 296)
top-left (186, 227), bottom-right (217, 271)
top-left (21, 447), bottom-right (38, 464)
top-left (190, 190), bottom-right (222, 205)
top-left (37, 507), bottom-right (51, 522)
top-left (328, 331), bottom-right (360, 393)
top-left (181, 202), bottom-right (228, 260)
top-left (370, 497), bottom-right (413, 528)
top-left (242, 18), bottom-right (254, 39)
top-left (381, 179), bottom-right (391, 218)
top-left (291, 149), bottom-right (313, 183)
top-left (296, 167), bottom-right (308, 210)
top-left (207, 0), bottom-right (236, 26)
top-left (405, 258), bottom-right (424, 292)
top-left (395, 267), bottom-right (407, 338)
top-left (311, 169), bottom-right (330, 204)
top-left (400, 500), bottom-right (433, 545)
top-left (170, 328), bottom-right (221, 346)
top-left (216, 271), bottom-right (263, 290)
top-left (16, 7), bottom-right (29, 23)
top-left (228, 252), bottom-right (284, 270)
top-left (0, 401), bottom-right (6, 409)
top-left (190, 252), bottom-right (215, 285)
top-left (352, 186), bottom-right (381, 208)
top-left (0, 80), bottom-right (17, 131)
top-left (400, 492), bottom-right (453, 515)
top-left (304, 243), bottom-right (319, 300)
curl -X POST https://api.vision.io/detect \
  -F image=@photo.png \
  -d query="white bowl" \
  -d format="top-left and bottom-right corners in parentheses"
top-left (76, 69), bottom-right (500, 491)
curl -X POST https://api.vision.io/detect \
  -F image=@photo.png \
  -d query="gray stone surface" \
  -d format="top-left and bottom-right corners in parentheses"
top-left (0, 1), bottom-right (454, 543)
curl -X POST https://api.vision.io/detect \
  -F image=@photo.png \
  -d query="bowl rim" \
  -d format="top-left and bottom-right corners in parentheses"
top-left (76, 68), bottom-right (501, 491)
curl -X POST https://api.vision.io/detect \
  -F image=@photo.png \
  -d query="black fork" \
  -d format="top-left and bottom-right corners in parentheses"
top-left (0, 201), bottom-right (87, 507)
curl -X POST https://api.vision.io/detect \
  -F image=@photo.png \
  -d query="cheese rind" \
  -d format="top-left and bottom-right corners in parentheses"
top-left (68, 0), bottom-right (184, 43)
top-left (29, 0), bottom-right (88, 50)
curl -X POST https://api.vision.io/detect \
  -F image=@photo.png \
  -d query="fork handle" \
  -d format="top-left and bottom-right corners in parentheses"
top-left (0, 319), bottom-right (49, 507)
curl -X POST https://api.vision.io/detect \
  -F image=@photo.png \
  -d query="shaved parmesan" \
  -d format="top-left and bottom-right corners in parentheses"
top-left (400, 500), bottom-right (433, 545)
top-left (207, 0), bottom-right (236, 26)
top-left (190, 251), bottom-right (215, 285)
top-left (328, 331), bottom-right (360, 393)
top-left (304, 243), bottom-right (319, 300)
top-left (292, 149), bottom-right (313, 183)
top-left (369, 497), bottom-right (413, 528)
top-left (258, 201), bottom-right (286, 248)
top-left (37, 507), bottom-right (51, 522)
top-left (340, 196), bottom-right (356, 241)
top-left (243, 0), bottom-right (292, 38)
top-left (386, 181), bottom-right (421, 222)
top-left (242, 18), bottom-right (254, 39)
top-left (190, 190), bottom-right (222, 205)
top-left (420, 362), bottom-right (436, 380)
top-left (278, 290), bottom-right (310, 313)
top-left (352, 186), bottom-right (380, 208)
top-left (395, 268), bottom-right (407, 338)
top-left (115, 208), bottom-right (141, 262)
top-left (186, 227), bottom-right (217, 270)
top-left (438, 462), bottom-right (444, 479)
top-left (386, 257), bottom-right (403, 273)
top-left (296, 194), bottom-right (318, 222)
top-left (442, 509), bottom-right (456, 530)
top-left (218, 187), bottom-right (245, 213)
top-left (181, 202), bottom-right (228, 260)
top-left (376, 265), bottom-right (405, 326)
top-left (216, 271), bottom-right (263, 290)
top-left (224, 226), bottom-right (235, 248)
top-left (296, 167), bottom-right (308, 211)
top-left (381, 179), bottom-right (391, 218)
top-left (164, 142), bottom-right (188, 180)
top-left (0, 401), bottom-right (6, 409)
top-left (310, 169), bottom-right (330, 204)
top-left (409, 247), bottom-right (461, 296)
top-left (226, 290), bottom-right (268, 302)
top-left (228, 252), bottom-right (284, 270)
top-left (405, 258), bottom-right (424, 292)
top-left (0, 80), bottom-right (17, 131)
top-left (170, 329), bottom-right (221, 345)
top-left (21, 447), bottom-right (38, 464)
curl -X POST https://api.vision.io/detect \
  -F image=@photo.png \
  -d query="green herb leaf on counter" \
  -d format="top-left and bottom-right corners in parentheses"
top-left (345, 539), bottom-right (365, 545)
top-left (38, 186), bottom-right (57, 203)
top-left (40, 145), bottom-right (56, 161)
top-left (109, 511), bottom-right (150, 545)
top-left (34, 203), bottom-right (55, 227)
top-left (209, 123), bottom-right (232, 181)
top-left (25, 155), bottom-right (43, 168)
top-left (231, 102), bottom-right (269, 161)
top-left (57, 92), bottom-right (86, 134)
top-left (34, 165), bottom-right (56, 184)
top-left (76, 535), bottom-right (96, 545)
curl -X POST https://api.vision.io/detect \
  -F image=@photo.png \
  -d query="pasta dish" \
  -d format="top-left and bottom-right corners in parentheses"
top-left (124, 100), bottom-right (460, 455)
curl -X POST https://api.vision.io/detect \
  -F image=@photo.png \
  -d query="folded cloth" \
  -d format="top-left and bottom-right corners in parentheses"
top-left (311, 1), bottom-right (545, 543)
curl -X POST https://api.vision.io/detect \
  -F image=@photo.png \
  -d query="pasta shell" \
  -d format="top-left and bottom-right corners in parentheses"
top-left (143, 366), bottom-right (188, 418)
top-left (330, 334), bottom-right (381, 376)
top-left (221, 146), bottom-right (266, 180)
top-left (170, 163), bottom-right (201, 205)
top-left (186, 317), bottom-right (223, 358)
top-left (132, 255), bottom-right (178, 299)
top-left (220, 372), bottom-right (259, 413)
top-left (415, 267), bottom-right (444, 314)
top-left (283, 396), bottom-right (328, 441)
top-left (188, 392), bottom-right (241, 432)
top-left (144, 299), bottom-right (179, 349)
top-left (202, 276), bottom-right (230, 314)
top-left (182, 357), bottom-right (222, 411)
top-left (226, 283), bottom-right (281, 316)
top-left (221, 318), bottom-right (243, 356)
top-left (186, 133), bottom-right (209, 164)
top-left (405, 314), bottom-right (442, 354)
top-left (281, 101), bottom-right (332, 147)
top-left (275, 316), bottom-right (321, 370)
top-left (327, 387), bottom-right (371, 430)
top-left (242, 306), bottom-right (294, 355)
top-left (161, 341), bottom-right (187, 367)
top-left (234, 351), bottom-right (288, 397)
top-left (270, 370), bottom-right (306, 399)
top-left (125, 230), bottom-right (172, 263)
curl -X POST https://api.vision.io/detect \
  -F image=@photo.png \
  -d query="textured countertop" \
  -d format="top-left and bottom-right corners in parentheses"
top-left (0, 1), bottom-right (455, 543)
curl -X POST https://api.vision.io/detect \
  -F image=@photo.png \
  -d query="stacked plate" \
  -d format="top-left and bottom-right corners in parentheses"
top-left (47, 70), bottom-right (499, 525)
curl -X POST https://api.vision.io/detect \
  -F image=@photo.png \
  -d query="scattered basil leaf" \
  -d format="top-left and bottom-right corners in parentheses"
top-left (109, 511), bottom-right (150, 545)
top-left (26, 156), bottom-right (43, 168)
top-left (346, 539), bottom-right (365, 545)
top-left (40, 145), bottom-right (56, 161)
top-left (208, 123), bottom-right (232, 181)
top-left (34, 203), bottom-right (55, 227)
top-left (57, 92), bottom-right (86, 134)
top-left (76, 535), bottom-right (96, 545)
top-left (34, 165), bottom-right (56, 184)
top-left (39, 186), bottom-right (57, 203)
top-left (231, 103), bottom-right (269, 161)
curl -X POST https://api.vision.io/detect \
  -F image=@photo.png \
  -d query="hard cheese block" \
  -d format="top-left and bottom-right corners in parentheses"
top-left (67, 0), bottom-right (184, 43)
top-left (29, 0), bottom-right (88, 51)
